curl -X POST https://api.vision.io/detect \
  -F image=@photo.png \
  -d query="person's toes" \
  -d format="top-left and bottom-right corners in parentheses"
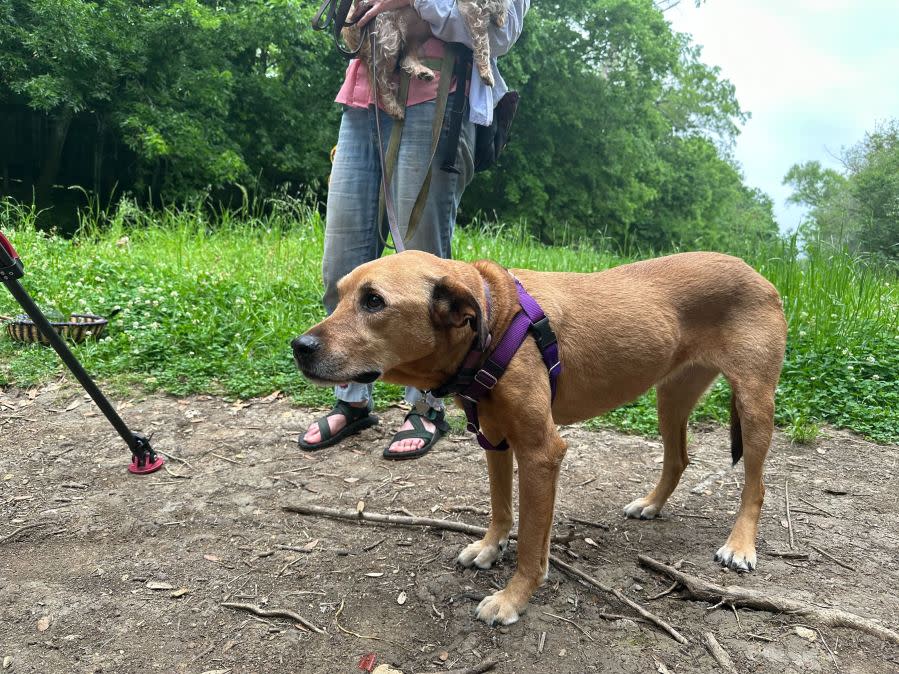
top-left (303, 413), bottom-right (347, 445)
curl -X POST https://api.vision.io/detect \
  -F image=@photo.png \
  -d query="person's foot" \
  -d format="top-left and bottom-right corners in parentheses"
top-left (386, 414), bottom-right (437, 455)
top-left (383, 405), bottom-right (450, 460)
top-left (300, 401), bottom-right (373, 449)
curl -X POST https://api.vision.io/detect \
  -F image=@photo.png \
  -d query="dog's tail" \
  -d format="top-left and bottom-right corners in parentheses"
top-left (730, 393), bottom-right (743, 466)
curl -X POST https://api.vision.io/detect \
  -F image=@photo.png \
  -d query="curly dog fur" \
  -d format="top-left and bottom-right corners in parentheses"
top-left (345, 0), bottom-right (509, 119)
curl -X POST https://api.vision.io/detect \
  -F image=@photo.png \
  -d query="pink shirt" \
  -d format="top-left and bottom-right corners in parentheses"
top-left (335, 38), bottom-right (455, 110)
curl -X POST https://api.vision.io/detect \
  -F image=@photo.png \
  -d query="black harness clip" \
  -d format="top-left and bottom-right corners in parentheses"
top-left (529, 316), bottom-right (557, 351)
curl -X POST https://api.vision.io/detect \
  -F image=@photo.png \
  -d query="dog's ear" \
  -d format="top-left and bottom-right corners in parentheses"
top-left (430, 276), bottom-right (489, 350)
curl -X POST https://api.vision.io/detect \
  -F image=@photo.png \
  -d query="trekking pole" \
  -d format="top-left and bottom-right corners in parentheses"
top-left (0, 231), bottom-right (163, 475)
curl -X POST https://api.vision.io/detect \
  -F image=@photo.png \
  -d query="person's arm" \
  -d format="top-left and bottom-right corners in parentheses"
top-left (413, 0), bottom-right (529, 57)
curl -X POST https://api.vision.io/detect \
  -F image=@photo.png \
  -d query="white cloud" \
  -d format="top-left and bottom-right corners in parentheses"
top-left (666, 0), bottom-right (899, 232)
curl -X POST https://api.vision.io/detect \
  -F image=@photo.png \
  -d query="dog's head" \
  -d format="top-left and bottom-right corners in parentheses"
top-left (292, 251), bottom-right (489, 390)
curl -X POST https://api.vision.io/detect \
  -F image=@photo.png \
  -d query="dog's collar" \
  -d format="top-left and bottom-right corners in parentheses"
top-left (429, 274), bottom-right (562, 452)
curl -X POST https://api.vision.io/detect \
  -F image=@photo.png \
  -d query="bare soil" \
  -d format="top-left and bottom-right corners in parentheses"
top-left (1, 383), bottom-right (897, 674)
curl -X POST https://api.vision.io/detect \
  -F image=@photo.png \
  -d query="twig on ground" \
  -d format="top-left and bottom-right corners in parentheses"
top-left (768, 551), bottom-right (810, 560)
top-left (811, 545), bottom-right (856, 572)
top-left (549, 555), bottom-right (688, 644)
top-left (541, 610), bottom-right (596, 642)
top-left (415, 660), bottom-right (498, 674)
top-left (334, 597), bottom-right (380, 640)
top-left (210, 452), bottom-right (241, 465)
top-left (785, 479), bottom-right (795, 549)
top-left (647, 580), bottom-right (679, 601)
top-left (703, 632), bottom-right (738, 673)
top-left (568, 515), bottom-right (610, 531)
top-left (283, 503), bottom-right (571, 543)
top-left (284, 503), bottom-right (684, 642)
top-left (163, 465), bottom-right (191, 479)
top-left (537, 630), bottom-right (546, 653)
top-left (158, 450), bottom-right (193, 470)
top-left (443, 505), bottom-right (490, 516)
top-left (221, 601), bottom-right (324, 634)
top-left (797, 496), bottom-right (835, 517)
top-left (638, 555), bottom-right (899, 645)
top-left (0, 522), bottom-right (52, 544)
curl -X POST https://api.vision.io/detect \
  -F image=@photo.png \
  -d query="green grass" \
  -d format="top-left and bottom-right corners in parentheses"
top-left (1, 198), bottom-right (897, 443)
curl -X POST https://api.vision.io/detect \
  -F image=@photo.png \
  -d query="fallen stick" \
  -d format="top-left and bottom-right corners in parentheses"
top-left (785, 479), bottom-right (795, 549)
top-left (286, 503), bottom-right (686, 643)
top-left (221, 602), bottom-right (325, 634)
top-left (638, 555), bottom-right (899, 645)
top-left (0, 522), bottom-right (52, 545)
top-left (549, 555), bottom-right (688, 644)
top-left (811, 544), bottom-right (856, 572)
top-left (282, 503), bottom-right (572, 543)
top-left (703, 632), bottom-right (737, 673)
top-left (415, 659), bottom-right (497, 674)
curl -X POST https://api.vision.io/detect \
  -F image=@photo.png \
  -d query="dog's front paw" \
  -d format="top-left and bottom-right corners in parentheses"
top-left (623, 497), bottom-right (661, 520)
top-left (457, 538), bottom-right (506, 569)
top-left (475, 590), bottom-right (523, 626)
top-left (714, 541), bottom-right (757, 572)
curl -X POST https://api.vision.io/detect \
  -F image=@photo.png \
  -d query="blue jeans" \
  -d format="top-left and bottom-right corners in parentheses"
top-left (323, 102), bottom-right (476, 410)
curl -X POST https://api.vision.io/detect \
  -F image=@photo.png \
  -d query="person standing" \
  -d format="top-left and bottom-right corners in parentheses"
top-left (301, 0), bottom-right (529, 459)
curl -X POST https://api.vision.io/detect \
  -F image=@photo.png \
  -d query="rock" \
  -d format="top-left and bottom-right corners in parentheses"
top-left (793, 625), bottom-right (817, 641)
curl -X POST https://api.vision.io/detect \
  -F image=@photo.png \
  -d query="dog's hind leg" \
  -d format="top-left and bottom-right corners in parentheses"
top-left (714, 377), bottom-right (776, 571)
top-left (624, 364), bottom-right (719, 520)
top-left (457, 448), bottom-right (514, 569)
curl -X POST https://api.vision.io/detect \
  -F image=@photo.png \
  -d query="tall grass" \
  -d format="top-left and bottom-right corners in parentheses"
top-left (1, 199), bottom-right (896, 442)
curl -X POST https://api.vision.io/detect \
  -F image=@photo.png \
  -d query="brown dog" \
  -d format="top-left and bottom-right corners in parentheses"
top-left (293, 251), bottom-right (787, 625)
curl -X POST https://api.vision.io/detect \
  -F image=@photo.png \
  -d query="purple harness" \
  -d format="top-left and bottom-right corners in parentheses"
top-left (431, 277), bottom-right (562, 451)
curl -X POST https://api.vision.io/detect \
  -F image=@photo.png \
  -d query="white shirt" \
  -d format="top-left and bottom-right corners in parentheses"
top-left (413, 0), bottom-right (530, 126)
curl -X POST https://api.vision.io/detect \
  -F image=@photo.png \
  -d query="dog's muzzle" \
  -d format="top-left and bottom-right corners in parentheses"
top-left (291, 334), bottom-right (381, 385)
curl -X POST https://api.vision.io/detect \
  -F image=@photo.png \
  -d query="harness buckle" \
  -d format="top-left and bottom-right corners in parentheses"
top-left (530, 316), bottom-right (558, 350)
top-left (474, 369), bottom-right (498, 389)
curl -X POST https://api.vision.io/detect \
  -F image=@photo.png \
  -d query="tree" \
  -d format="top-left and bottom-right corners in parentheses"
top-left (462, 0), bottom-right (771, 251)
top-left (784, 122), bottom-right (898, 260)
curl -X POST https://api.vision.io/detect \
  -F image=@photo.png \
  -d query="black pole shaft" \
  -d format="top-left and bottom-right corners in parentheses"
top-left (3, 276), bottom-right (138, 451)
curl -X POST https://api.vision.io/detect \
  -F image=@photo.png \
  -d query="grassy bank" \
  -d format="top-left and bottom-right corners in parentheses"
top-left (1, 199), bottom-right (897, 443)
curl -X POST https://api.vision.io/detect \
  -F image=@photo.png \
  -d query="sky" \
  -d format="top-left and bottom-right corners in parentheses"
top-left (665, 0), bottom-right (899, 232)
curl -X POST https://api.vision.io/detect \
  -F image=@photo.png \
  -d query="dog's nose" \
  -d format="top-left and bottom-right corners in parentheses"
top-left (292, 335), bottom-right (321, 356)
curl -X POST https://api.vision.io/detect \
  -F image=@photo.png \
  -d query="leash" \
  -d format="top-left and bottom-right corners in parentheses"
top-left (369, 29), bottom-right (407, 252)
top-left (312, 0), bottom-right (367, 58)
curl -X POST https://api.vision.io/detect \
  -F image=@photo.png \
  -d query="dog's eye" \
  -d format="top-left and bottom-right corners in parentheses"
top-left (362, 292), bottom-right (386, 312)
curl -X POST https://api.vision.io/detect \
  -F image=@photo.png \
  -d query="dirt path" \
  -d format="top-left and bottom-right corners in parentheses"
top-left (1, 383), bottom-right (897, 673)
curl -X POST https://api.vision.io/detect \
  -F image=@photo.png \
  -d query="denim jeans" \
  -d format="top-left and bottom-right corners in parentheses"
top-left (322, 102), bottom-right (476, 410)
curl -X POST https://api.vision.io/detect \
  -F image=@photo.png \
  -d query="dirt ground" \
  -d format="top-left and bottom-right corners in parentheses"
top-left (1, 382), bottom-right (897, 674)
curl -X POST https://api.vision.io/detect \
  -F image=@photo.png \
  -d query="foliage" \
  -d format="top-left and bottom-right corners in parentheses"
top-left (0, 0), bottom-right (343, 201)
top-left (1, 0), bottom-right (775, 252)
top-left (463, 0), bottom-right (778, 250)
top-left (1, 201), bottom-right (896, 443)
top-left (784, 120), bottom-right (899, 261)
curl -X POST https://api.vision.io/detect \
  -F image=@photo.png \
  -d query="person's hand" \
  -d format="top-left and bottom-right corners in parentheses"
top-left (352, 0), bottom-right (413, 29)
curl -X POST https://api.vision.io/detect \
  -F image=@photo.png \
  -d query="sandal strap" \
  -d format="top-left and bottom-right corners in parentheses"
top-left (332, 399), bottom-right (371, 421)
top-left (316, 416), bottom-right (333, 443)
top-left (404, 407), bottom-right (450, 434)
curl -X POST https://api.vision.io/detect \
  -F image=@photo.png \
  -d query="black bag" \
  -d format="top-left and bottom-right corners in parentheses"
top-left (474, 91), bottom-right (520, 173)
